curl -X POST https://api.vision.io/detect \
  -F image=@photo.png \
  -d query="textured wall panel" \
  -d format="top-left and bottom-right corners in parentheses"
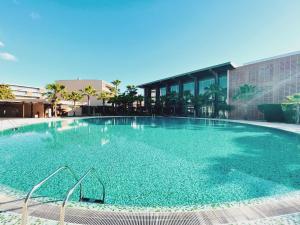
top-left (229, 53), bottom-right (300, 120)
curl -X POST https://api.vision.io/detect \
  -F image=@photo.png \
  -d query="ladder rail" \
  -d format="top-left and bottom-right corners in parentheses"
top-left (21, 166), bottom-right (78, 225)
top-left (60, 168), bottom-right (105, 225)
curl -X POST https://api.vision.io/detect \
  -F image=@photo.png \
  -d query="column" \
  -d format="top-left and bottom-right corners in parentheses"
top-left (210, 69), bottom-right (219, 85)
top-left (166, 84), bottom-right (171, 96)
top-left (178, 80), bottom-right (183, 99)
top-left (155, 87), bottom-right (160, 104)
top-left (22, 102), bottom-right (25, 118)
top-left (194, 77), bottom-right (199, 96)
top-left (31, 102), bottom-right (33, 118)
top-left (144, 87), bottom-right (150, 110)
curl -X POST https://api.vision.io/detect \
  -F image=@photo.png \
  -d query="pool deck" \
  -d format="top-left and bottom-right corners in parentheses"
top-left (1, 116), bottom-right (300, 224)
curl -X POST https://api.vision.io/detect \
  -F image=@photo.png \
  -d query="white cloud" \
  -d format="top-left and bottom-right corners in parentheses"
top-left (0, 41), bottom-right (4, 48)
top-left (30, 12), bottom-right (41, 20)
top-left (0, 52), bottom-right (18, 62)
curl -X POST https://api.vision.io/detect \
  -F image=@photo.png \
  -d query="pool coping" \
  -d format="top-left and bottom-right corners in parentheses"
top-left (1, 116), bottom-right (300, 224)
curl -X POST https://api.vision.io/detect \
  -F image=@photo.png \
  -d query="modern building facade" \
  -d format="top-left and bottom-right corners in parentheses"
top-left (0, 84), bottom-right (47, 118)
top-left (56, 79), bottom-right (113, 106)
top-left (56, 79), bottom-right (114, 116)
top-left (139, 51), bottom-right (300, 120)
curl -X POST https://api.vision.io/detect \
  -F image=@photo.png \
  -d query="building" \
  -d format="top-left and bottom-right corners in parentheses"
top-left (55, 79), bottom-right (113, 116)
top-left (0, 84), bottom-right (47, 118)
top-left (139, 51), bottom-right (300, 120)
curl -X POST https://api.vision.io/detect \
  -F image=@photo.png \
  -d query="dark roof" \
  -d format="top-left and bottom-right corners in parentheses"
top-left (138, 62), bottom-right (235, 88)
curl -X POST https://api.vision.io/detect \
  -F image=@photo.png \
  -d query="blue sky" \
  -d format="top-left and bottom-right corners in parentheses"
top-left (0, 0), bottom-right (300, 91)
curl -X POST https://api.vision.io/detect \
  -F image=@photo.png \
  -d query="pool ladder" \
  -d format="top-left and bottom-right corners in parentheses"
top-left (21, 166), bottom-right (105, 225)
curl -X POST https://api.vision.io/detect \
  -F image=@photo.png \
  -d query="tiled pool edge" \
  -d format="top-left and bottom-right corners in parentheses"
top-left (1, 116), bottom-right (300, 224)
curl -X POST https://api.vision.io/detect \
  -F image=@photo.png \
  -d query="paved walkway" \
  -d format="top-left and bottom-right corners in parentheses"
top-left (1, 116), bottom-right (300, 133)
top-left (1, 192), bottom-right (300, 225)
top-left (0, 117), bottom-right (300, 224)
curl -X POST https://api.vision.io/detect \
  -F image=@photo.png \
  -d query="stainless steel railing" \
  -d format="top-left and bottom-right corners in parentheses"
top-left (21, 166), bottom-right (78, 225)
top-left (60, 168), bottom-right (105, 225)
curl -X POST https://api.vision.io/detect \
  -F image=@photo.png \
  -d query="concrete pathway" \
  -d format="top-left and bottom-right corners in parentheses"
top-left (1, 192), bottom-right (300, 225)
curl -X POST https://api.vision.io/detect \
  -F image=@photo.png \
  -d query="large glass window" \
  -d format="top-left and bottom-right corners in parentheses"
top-left (170, 84), bottom-right (179, 94)
top-left (183, 81), bottom-right (195, 96)
top-left (218, 75), bottom-right (228, 101)
top-left (160, 87), bottom-right (166, 96)
top-left (199, 78), bottom-right (215, 95)
top-left (218, 75), bottom-right (227, 89)
top-left (150, 89), bottom-right (156, 104)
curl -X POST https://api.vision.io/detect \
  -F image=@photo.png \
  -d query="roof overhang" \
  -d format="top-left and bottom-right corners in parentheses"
top-left (0, 98), bottom-right (48, 103)
top-left (138, 62), bottom-right (235, 88)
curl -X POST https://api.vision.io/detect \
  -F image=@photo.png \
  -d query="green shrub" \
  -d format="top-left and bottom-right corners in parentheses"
top-left (281, 104), bottom-right (298, 123)
top-left (257, 104), bottom-right (284, 122)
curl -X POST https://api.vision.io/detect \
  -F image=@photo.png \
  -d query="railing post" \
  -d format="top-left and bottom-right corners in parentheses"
top-left (20, 166), bottom-right (78, 225)
top-left (60, 205), bottom-right (65, 225)
top-left (21, 202), bottom-right (28, 225)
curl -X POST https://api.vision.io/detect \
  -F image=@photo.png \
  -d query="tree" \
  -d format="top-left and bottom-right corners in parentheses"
top-left (233, 84), bottom-right (257, 120)
top-left (282, 93), bottom-right (300, 124)
top-left (108, 95), bottom-right (120, 113)
top-left (109, 81), bottom-right (121, 111)
top-left (158, 95), bottom-right (167, 114)
top-left (125, 85), bottom-right (138, 112)
top-left (97, 91), bottom-right (112, 114)
top-left (98, 91), bottom-right (112, 106)
top-left (204, 83), bottom-right (226, 118)
top-left (191, 94), bottom-right (206, 117)
top-left (0, 84), bottom-right (15, 100)
top-left (111, 80), bottom-right (121, 96)
top-left (167, 92), bottom-right (179, 115)
top-left (80, 85), bottom-right (97, 115)
top-left (66, 91), bottom-right (83, 116)
top-left (233, 84), bottom-right (257, 101)
top-left (136, 95), bottom-right (144, 112)
top-left (183, 91), bottom-right (193, 115)
top-left (44, 83), bottom-right (66, 117)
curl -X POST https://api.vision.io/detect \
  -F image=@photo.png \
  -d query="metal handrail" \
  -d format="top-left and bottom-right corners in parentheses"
top-left (60, 168), bottom-right (105, 225)
top-left (21, 166), bottom-right (78, 225)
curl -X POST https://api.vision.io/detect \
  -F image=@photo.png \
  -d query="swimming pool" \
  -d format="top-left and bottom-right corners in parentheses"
top-left (0, 117), bottom-right (300, 208)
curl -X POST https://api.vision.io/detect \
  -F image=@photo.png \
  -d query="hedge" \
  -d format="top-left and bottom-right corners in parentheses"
top-left (257, 104), bottom-right (285, 122)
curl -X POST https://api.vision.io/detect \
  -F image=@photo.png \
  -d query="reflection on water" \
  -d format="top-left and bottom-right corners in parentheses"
top-left (0, 117), bottom-right (300, 207)
top-left (56, 120), bottom-right (88, 132)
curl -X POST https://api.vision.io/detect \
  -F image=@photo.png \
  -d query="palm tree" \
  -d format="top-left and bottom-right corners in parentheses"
top-left (136, 95), bottom-right (144, 112)
top-left (0, 84), bottom-right (15, 100)
top-left (111, 80), bottom-right (121, 96)
top-left (125, 85), bottom-right (138, 113)
top-left (167, 92), bottom-right (179, 115)
top-left (108, 95), bottom-right (120, 113)
top-left (182, 91), bottom-right (193, 115)
top-left (98, 91), bottom-right (111, 106)
top-left (44, 83), bottom-right (66, 117)
top-left (97, 91), bottom-right (112, 114)
top-left (80, 85), bottom-right (97, 115)
top-left (191, 94), bottom-right (206, 117)
top-left (158, 95), bottom-right (167, 114)
top-left (119, 93), bottom-right (130, 113)
top-left (282, 93), bottom-right (300, 124)
top-left (233, 84), bottom-right (257, 119)
top-left (66, 91), bottom-right (83, 116)
top-left (109, 81), bottom-right (121, 112)
top-left (204, 84), bottom-right (225, 118)
top-left (233, 84), bottom-right (257, 101)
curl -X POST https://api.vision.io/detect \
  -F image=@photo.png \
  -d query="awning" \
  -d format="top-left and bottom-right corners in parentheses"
top-left (138, 62), bottom-right (236, 88)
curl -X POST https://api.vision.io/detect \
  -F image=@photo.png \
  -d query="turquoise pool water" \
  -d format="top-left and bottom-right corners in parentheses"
top-left (0, 117), bottom-right (300, 207)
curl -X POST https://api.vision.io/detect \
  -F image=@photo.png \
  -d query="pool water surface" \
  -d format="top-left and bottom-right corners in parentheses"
top-left (0, 117), bottom-right (300, 207)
